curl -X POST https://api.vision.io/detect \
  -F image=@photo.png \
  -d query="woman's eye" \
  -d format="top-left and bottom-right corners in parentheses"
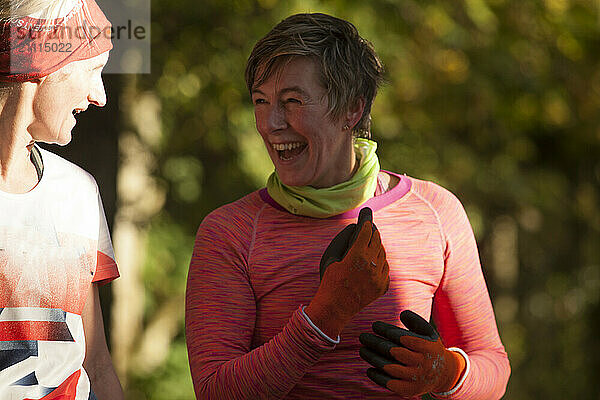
top-left (285, 98), bottom-right (301, 104)
top-left (253, 98), bottom-right (266, 105)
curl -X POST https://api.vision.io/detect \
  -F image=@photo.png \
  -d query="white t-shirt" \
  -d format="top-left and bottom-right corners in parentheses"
top-left (0, 146), bottom-right (119, 400)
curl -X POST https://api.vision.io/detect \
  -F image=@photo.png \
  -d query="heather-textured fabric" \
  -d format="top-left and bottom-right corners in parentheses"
top-left (0, 146), bottom-right (119, 400)
top-left (186, 172), bottom-right (510, 399)
top-left (266, 138), bottom-right (380, 218)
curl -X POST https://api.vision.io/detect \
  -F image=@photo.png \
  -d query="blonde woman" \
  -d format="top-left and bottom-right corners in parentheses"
top-left (0, 1), bottom-right (123, 398)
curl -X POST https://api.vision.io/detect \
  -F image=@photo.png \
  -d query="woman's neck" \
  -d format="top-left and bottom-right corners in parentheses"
top-left (0, 140), bottom-right (39, 194)
top-left (0, 86), bottom-right (40, 194)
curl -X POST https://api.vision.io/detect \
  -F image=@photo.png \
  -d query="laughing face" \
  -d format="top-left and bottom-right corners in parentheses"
top-left (28, 51), bottom-right (109, 146)
top-left (252, 57), bottom-right (359, 188)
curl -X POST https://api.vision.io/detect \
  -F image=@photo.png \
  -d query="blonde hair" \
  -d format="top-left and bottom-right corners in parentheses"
top-left (0, 0), bottom-right (77, 21)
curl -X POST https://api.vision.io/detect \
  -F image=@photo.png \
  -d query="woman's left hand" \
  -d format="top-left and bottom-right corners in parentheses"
top-left (359, 310), bottom-right (466, 396)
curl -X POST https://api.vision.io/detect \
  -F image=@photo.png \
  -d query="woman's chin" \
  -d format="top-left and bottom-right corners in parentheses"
top-left (277, 174), bottom-right (307, 187)
top-left (51, 130), bottom-right (73, 146)
top-left (275, 167), bottom-right (312, 187)
top-left (50, 131), bottom-right (73, 146)
top-left (56, 137), bottom-right (72, 146)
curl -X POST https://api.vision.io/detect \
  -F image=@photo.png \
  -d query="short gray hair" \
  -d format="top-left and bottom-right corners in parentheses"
top-left (245, 13), bottom-right (384, 138)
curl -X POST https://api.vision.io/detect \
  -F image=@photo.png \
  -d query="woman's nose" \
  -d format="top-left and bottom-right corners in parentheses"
top-left (266, 103), bottom-right (287, 132)
top-left (89, 78), bottom-right (107, 107)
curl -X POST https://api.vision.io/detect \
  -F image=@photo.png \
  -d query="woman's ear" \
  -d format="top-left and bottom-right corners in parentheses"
top-left (344, 97), bottom-right (366, 130)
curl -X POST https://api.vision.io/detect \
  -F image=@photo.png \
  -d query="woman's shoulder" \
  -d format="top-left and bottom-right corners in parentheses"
top-left (194, 190), bottom-right (270, 253)
top-left (398, 175), bottom-right (468, 223)
top-left (37, 146), bottom-right (98, 191)
top-left (405, 176), bottom-right (462, 205)
top-left (199, 190), bottom-right (266, 231)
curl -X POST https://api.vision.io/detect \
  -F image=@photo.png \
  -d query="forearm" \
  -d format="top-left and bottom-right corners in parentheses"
top-left (433, 290), bottom-right (510, 399)
top-left (85, 351), bottom-right (124, 400)
top-left (433, 276), bottom-right (511, 399)
top-left (433, 290), bottom-right (511, 399)
top-left (432, 188), bottom-right (511, 398)
top-left (82, 284), bottom-right (124, 400)
top-left (188, 307), bottom-right (336, 399)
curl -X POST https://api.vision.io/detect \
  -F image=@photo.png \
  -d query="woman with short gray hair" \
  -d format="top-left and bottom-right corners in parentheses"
top-left (186, 13), bottom-right (509, 399)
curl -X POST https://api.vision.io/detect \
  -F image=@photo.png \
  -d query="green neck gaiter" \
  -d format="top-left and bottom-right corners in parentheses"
top-left (266, 138), bottom-right (380, 218)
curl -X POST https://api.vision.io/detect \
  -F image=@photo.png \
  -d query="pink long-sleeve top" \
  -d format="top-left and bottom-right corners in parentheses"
top-left (185, 173), bottom-right (510, 399)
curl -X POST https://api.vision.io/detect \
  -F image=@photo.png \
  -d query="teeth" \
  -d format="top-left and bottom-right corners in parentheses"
top-left (272, 142), bottom-right (305, 151)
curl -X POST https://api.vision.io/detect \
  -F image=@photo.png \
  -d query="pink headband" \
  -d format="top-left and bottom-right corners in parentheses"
top-left (0, 0), bottom-right (112, 82)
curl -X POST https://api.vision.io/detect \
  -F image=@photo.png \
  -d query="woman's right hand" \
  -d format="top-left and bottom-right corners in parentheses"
top-left (305, 209), bottom-right (390, 338)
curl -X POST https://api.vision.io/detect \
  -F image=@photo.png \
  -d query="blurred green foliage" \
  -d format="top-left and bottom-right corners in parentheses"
top-left (126, 0), bottom-right (600, 398)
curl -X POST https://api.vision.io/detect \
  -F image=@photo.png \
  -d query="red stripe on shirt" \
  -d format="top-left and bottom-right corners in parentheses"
top-left (0, 321), bottom-right (73, 342)
top-left (25, 369), bottom-right (81, 400)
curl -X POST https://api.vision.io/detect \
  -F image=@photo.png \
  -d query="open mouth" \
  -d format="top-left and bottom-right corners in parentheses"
top-left (272, 142), bottom-right (307, 161)
top-left (72, 109), bottom-right (84, 116)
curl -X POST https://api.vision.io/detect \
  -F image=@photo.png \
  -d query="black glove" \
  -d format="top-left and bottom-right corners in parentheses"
top-left (319, 207), bottom-right (377, 280)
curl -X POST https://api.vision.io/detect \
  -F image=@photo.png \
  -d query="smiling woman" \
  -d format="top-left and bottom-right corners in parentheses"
top-left (251, 56), bottom-right (358, 188)
top-left (186, 12), bottom-right (510, 400)
top-left (0, 1), bottom-right (123, 399)
top-left (28, 52), bottom-right (108, 145)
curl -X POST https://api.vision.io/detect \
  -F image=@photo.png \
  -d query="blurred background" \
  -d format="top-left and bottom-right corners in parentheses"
top-left (44, 0), bottom-right (599, 398)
